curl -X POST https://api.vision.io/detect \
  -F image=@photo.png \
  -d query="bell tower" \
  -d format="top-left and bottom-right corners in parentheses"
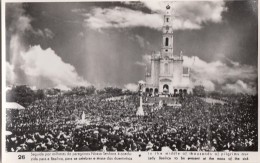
top-left (161, 5), bottom-right (174, 58)
top-left (144, 2), bottom-right (191, 96)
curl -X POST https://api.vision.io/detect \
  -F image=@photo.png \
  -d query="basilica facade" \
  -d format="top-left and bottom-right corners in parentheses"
top-left (144, 5), bottom-right (191, 96)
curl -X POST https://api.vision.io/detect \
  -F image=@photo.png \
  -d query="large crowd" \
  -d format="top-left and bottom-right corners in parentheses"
top-left (6, 93), bottom-right (258, 152)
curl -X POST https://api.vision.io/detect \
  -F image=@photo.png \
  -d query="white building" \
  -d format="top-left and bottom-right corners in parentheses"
top-left (144, 5), bottom-right (191, 96)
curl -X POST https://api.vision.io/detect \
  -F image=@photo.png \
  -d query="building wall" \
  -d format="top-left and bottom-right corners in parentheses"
top-left (151, 59), bottom-right (160, 87)
top-left (182, 75), bottom-right (190, 87)
top-left (154, 60), bottom-right (160, 86)
top-left (145, 55), bottom-right (191, 94)
top-left (172, 60), bottom-right (183, 87)
top-left (151, 59), bottom-right (155, 86)
top-left (146, 76), bottom-right (151, 85)
top-left (158, 59), bottom-right (172, 93)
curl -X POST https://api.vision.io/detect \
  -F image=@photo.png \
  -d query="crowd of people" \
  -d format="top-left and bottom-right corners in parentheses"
top-left (6, 92), bottom-right (258, 152)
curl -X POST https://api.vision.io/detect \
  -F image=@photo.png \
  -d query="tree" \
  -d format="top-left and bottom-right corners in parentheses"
top-left (97, 89), bottom-right (106, 95)
top-left (6, 85), bottom-right (36, 107)
top-left (193, 85), bottom-right (206, 97)
top-left (71, 86), bottom-right (96, 96)
top-left (104, 87), bottom-right (122, 95)
top-left (85, 86), bottom-right (96, 95)
top-left (47, 88), bottom-right (61, 96)
top-left (35, 89), bottom-right (45, 100)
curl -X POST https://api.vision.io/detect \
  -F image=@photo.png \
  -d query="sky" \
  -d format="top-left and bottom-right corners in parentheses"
top-left (5, 0), bottom-right (258, 94)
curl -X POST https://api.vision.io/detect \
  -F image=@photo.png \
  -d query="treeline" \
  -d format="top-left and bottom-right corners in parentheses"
top-left (7, 85), bottom-right (254, 108)
top-left (6, 85), bottom-right (136, 107)
top-left (6, 85), bottom-right (45, 107)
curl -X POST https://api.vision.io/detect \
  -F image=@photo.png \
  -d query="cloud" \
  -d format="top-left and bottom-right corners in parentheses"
top-left (183, 56), bottom-right (257, 85)
top-left (43, 28), bottom-right (55, 39)
top-left (124, 83), bottom-right (138, 92)
top-left (78, 31), bottom-right (84, 37)
top-left (182, 56), bottom-right (257, 94)
top-left (134, 34), bottom-right (150, 48)
top-left (135, 54), bottom-right (151, 66)
top-left (10, 35), bottom-right (25, 67)
top-left (71, 8), bottom-right (87, 13)
top-left (6, 4), bottom-right (32, 34)
top-left (16, 15), bottom-right (33, 32)
top-left (143, 1), bottom-right (226, 22)
top-left (30, 28), bottom-right (55, 39)
top-left (223, 80), bottom-right (256, 95)
top-left (129, 34), bottom-right (150, 48)
top-left (20, 45), bottom-right (89, 88)
top-left (6, 3), bottom-right (87, 89)
top-left (7, 4), bottom-right (54, 39)
top-left (55, 84), bottom-right (71, 91)
top-left (194, 79), bottom-right (215, 92)
top-left (84, 7), bottom-right (161, 30)
top-left (6, 62), bottom-right (16, 85)
top-left (26, 27), bottom-right (54, 39)
top-left (82, 1), bottom-right (226, 30)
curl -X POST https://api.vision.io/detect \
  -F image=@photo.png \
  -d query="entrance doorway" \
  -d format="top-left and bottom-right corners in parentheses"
top-left (163, 84), bottom-right (169, 93)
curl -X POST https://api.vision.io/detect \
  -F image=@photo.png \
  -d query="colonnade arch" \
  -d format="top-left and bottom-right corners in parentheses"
top-left (145, 87), bottom-right (159, 94)
top-left (173, 88), bottom-right (188, 95)
top-left (145, 87), bottom-right (188, 95)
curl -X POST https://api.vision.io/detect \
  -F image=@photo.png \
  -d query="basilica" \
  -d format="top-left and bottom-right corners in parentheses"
top-left (144, 5), bottom-right (191, 96)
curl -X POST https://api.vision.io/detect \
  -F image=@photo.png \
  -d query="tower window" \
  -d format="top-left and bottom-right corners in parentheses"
top-left (166, 18), bottom-right (169, 22)
top-left (165, 37), bottom-right (169, 46)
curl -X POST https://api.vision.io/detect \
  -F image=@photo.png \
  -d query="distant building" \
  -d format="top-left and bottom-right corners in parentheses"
top-left (144, 5), bottom-right (191, 96)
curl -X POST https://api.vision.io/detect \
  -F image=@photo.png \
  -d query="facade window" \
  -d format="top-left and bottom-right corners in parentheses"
top-left (165, 37), bottom-right (169, 46)
top-left (164, 63), bottom-right (169, 74)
